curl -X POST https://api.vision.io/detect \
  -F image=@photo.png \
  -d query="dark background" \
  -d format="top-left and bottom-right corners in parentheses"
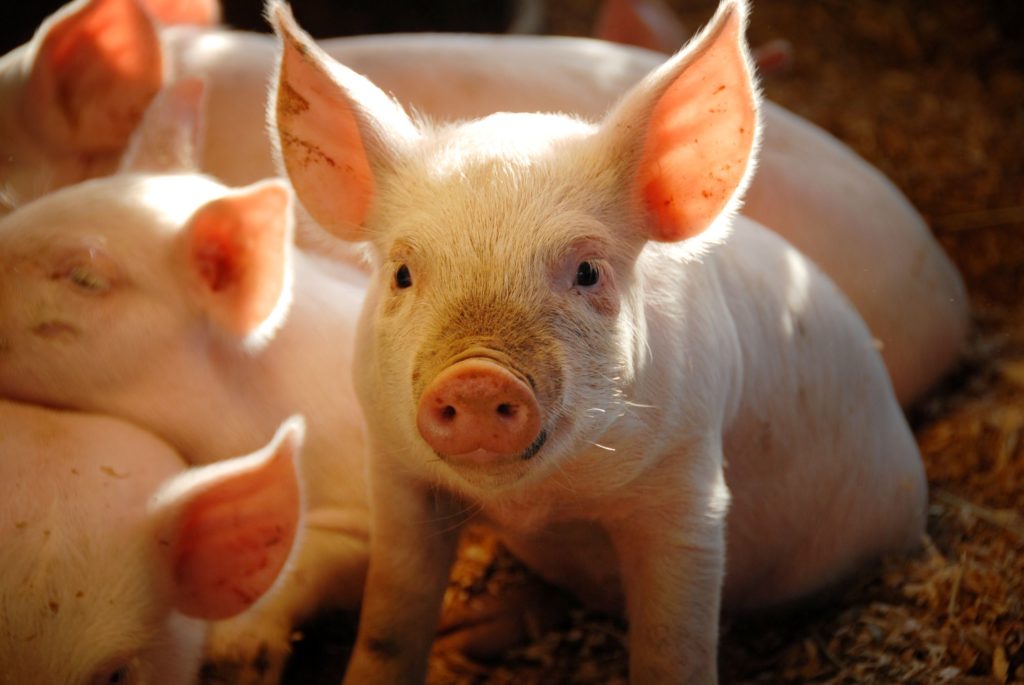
top-left (2, 0), bottom-right (533, 53)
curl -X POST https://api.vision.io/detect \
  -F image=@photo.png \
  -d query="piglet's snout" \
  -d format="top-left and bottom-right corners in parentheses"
top-left (417, 358), bottom-right (541, 458)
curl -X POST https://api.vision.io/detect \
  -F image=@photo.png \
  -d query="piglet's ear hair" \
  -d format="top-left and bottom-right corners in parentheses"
top-left (150, 416), bottom-right (305, 621)
top-left (268, 1), bottom-right (419, 243)
top-left (21, 0), bottom-right (164, 154)
top-left (120, 78), bottom-right (206, 173)
top-left (600, 0), bottom-right (760, 243)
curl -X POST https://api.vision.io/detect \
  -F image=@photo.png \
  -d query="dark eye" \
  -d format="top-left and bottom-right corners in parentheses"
top-left (575, 261), bottom-right (600, 287)
top-left (90, 661), bottom-right (137, 685)
top-left (107, 667), bottom-right (130, 684)
top-left (394, 264), bottom-right (413, 289)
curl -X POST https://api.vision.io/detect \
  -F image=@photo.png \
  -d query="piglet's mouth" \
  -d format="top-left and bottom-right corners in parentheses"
top-left (437, 428), bottom-right (549, 468)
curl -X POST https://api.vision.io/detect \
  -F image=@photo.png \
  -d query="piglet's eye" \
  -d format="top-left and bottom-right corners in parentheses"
top-left (574, 261), bottom-right (600, 287)
top-left (394, 264), bottom-right (413, 289)
top-left (90, 660), bottom-right (137, 685)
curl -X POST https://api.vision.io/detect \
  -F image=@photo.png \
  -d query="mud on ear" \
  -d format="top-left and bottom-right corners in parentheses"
top-left (181, 179), bottom-right (295, 344)
top-left (21, 0), bottom-right (164, 154)
top-left (149, 416), bottom-right (305, 621)
top-left (599, 0), bottom-right (759, 243)
top-left (120, 78), bottom-right (206, 173)
top-left (137, 0), bottom-right (221, 26)
top-left (268, 1), bottom-right (419, 243)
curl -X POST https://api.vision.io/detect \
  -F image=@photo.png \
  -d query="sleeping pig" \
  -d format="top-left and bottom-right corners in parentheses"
top-left (0, 402), bottom-right (303, 685)
top-left (0, 81), bottom-right (370, 683)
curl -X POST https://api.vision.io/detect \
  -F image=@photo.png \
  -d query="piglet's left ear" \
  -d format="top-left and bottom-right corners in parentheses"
top-left (601, 0), bottom-right (759, 243)
top-left (150, 416), bottom-right (305, 621)
top-left (181, 180), bottom-right (294, 343)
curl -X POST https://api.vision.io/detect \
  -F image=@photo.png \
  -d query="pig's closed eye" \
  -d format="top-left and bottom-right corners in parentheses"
top-left (395, 264), bottom-right (413, 289)
top-left (575, 261), bottom-right (600, 287)
top-left (68, 266), bottom-right (110, 293)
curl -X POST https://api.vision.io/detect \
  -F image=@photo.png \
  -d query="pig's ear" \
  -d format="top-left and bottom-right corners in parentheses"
top-left (150, 416), bottom-right (305, 620)
top-left (120, 78), bottom-right (206, 173)
top-left (593, 0), bottom-right (688, 54)
top-left (21, 0), bottom-right (164, 154)
top-left (137, 0), bottom-right (221, 25)
top-left (599, 0), bottom-right (759, 243)
top-left (268, 1), bottom-right (419, 242)
top-left (181, 180), bottom-right (294, 343)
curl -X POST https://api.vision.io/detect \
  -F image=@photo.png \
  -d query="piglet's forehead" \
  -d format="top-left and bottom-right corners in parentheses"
top-left (418, 112), bottom-right (598, 174)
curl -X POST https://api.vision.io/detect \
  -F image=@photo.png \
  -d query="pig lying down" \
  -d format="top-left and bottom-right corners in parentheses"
top-left (0, 82), bottom-right (370, 683)
top-left (0, 0), bottom-right (966, 406)
top-left (271, 0), bottom-right (928, 682)
top-left (0, 400), bottom-right (303, 685)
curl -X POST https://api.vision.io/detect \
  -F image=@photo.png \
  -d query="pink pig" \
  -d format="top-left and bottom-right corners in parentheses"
top-left (0, 400), bottom-right (303, 685)
top-left (0, 0), bottom-right (965, 406)
top-left (0, 82), bottom-right (370, 683)
top-left (270, 0), bottom-right (928, 682)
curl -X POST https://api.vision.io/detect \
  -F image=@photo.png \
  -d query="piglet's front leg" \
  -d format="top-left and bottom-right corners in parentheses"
top-left (342, 463), bottom-right (461, 684)
top-left (606, 453), bottom-right (729, 685)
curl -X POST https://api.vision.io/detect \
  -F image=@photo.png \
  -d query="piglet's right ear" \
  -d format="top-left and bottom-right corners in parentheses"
top-left (268, 1), bottom-right (419, 242)
top-left (182, 180), bottom-right (294, 344)
top-left (150, 416), bottom-right (305, 621)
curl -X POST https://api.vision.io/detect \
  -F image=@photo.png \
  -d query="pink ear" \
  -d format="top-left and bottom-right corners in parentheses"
top-left (22, 0), bottom-right (164, 154)
top-left (269, 1), bottom-right (417, 242)
top-left (120, 78), bottom-right (206, 173)
top-left (604, 0), bottom-right (758, 242)
top-left (151, 417), bottom-right (305, 621)
top-left (593, 0), bottom-right (688, 54)
top-left (183, 180), bottom-right (293, 340)
top-left (137, 0), bottom-right (221, 25)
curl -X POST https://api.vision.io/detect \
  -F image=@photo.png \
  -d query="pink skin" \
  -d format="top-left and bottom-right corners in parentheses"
top-left (0, 81), bottom-right (370, 685)
top-left (0, 399), bottom-right (303, 685)
top-left (417, 358), bottom-right (543, 460)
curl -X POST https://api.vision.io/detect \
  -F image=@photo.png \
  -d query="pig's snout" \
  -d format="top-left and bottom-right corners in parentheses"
top-left (417, 358), bottom-right (542, 459)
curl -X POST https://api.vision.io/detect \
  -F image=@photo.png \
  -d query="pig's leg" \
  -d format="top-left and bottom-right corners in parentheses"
top-left (342, 464), bottom-right (460, 684)
top-left (203, 516), bottom-right (369, 684)
top-left (606, 455), bottom-right (728, 685)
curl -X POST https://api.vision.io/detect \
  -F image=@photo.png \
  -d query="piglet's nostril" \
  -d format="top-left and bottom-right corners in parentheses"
top-left (417, 358), bottom-right (542, 458)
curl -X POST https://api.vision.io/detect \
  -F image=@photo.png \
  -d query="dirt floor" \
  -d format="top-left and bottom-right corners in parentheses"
top-left (265, 1), bottom-right (1024, 684)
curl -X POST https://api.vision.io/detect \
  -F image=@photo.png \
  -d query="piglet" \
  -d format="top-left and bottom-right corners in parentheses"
top-left (0, 401), bottom-right (303, 685)
top-left (271, 0), bottom-right (928, 682)
top-left (0, 81), bottom-right (370, 683)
